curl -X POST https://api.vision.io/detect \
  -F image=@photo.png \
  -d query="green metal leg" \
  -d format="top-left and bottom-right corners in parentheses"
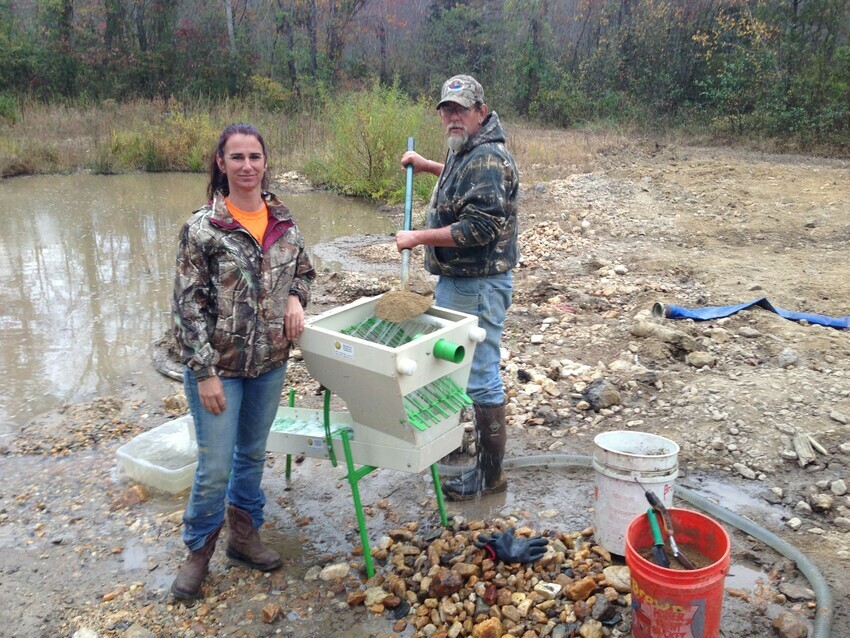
top-left (339, 429), bottom-right (377, 577)
top-left (285, 389), bottom-right (296, 480)
top-left (285, 388), bottom-right (453, 577)
top-left (430, 464), bottom-right (449, 527)
top-left (323, 390), bottom-right (337, 467)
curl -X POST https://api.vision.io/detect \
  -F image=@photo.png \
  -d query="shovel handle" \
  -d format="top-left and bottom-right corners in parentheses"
top-left (401, 137), bottom-right (415, 291)
top-left (646, 509), bottom-right (670, 567)
top-left (647, 508), bottom-right (665, 546)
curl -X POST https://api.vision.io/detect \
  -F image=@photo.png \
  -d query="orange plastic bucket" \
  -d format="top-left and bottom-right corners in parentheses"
top-left (625, 508), bottom-right (730, 638)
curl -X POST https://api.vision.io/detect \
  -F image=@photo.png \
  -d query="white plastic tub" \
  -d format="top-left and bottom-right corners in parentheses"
top-left (116, 415), bottom-right (197, 493)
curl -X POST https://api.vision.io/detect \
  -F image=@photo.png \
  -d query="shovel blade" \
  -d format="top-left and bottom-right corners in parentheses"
top-left (652, 545), bottom-right (670, 568)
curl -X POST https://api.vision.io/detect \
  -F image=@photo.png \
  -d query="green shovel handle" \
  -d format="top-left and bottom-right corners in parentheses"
top-left (647, 508), bottom-right (665, 546)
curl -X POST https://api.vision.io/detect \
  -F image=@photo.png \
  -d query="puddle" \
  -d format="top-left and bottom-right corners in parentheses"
top-left (149, 570), bottom-right (175, 593)
top-left (138, 527), bottom-right (321, 594)
top-left (679, 477), bottom-right (785, 525)
top-left (122, 535), bottom-right (175, 593)
top-left (311, 234), bottom-right (401, 276)
top-left (122, 539), bottom-right (148, 570)
top-left (726, 560), bottom-right (767, 591)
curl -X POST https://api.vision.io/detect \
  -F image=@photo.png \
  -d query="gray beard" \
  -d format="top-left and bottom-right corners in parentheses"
top-left (446, 133), bottom-right (468, 153)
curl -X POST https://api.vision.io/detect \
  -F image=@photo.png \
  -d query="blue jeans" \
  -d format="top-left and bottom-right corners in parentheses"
top-left (435, 272), bottom-right (512, 405)
top-left (182, 365), bottom-right (286, 550)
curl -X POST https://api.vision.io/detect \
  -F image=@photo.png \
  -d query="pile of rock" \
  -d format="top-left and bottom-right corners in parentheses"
top-left (340, 519), bottom-right (633, 638)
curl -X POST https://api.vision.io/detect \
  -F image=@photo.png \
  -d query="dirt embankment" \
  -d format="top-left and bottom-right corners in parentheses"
top-left (1, 139), bottom-right (848, 638)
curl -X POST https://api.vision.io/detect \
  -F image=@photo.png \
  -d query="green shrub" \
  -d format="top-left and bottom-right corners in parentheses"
top-left (0, 94), bottom-right (19, 123)
top-left (246, 75), bottom-right (297, 113)
top-left (304, 84), bottom-right (441, 202)
top-left (529, 80), bottom-right (586, 128)
top-left (89, 141), bottom-right (117, 175)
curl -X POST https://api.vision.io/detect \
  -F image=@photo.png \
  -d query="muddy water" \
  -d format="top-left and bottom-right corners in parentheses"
top-left (0, 173), bottom-right (394, 431)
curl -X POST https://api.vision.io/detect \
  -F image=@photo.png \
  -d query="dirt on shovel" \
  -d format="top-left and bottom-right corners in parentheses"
top-left (374, 289), bottom-right (433, 322)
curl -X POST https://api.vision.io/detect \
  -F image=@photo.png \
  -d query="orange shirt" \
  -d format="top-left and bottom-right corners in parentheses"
top-left (226, 197), bottom-right (269, 246)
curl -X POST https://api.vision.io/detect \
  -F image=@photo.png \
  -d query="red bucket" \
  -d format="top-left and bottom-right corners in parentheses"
top-left (625, 508), bottom-right (730, 638)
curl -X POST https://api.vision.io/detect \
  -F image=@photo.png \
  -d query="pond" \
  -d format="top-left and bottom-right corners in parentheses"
top-left (0, 173), bottom-right (395, 431)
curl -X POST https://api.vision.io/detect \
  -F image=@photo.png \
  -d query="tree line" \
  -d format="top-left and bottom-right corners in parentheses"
top-left (2, 0), bottom-right (849, 146)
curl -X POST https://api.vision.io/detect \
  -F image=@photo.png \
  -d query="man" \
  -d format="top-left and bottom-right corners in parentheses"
top-left (397, 74), bottom-right (519, 500)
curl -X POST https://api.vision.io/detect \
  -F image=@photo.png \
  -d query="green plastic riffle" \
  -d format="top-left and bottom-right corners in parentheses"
top-left (403, 377), bottom-right (472, 431)
top-left (270, 414), bottom-right (349, 438)
top-left (341, 316), bottom-right (442, 347)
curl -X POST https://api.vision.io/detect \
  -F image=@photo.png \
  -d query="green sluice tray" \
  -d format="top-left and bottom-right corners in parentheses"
top-left (271, 416), bottom-right (348, 437)
top-left (403, 377), bottom-right (472, 431)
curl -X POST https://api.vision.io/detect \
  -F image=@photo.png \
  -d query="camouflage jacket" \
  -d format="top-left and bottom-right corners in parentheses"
top-left (424, 111), bottom-right (519, 277)
top-left (172, 191), bottom-right (315, 379)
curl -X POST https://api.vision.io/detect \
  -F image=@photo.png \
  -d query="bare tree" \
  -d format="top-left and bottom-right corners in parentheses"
top-left (225, 0), bottom-right (238, 56)
top-left (104, 0), bottom-right (126, 49)
top-left (325, 0), bottom-right (368, 79)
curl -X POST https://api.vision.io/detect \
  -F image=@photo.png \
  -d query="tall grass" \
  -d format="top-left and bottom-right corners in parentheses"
top-left (507, 123), bottom-right (629, 183)
top-left (0, 92), bottom-right (629, 198)
top-left (0, 96), bottom-right (325, 179)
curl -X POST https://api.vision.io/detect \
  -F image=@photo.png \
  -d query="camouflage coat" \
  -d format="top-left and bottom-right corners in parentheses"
top-left (172, 191), bottom-right (315, 379)
top-left (424, 111), bottom-right (519, 277)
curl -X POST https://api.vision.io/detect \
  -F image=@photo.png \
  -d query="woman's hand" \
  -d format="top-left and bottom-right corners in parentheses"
top-left (285, 295), bottom-right (305, 340)
top-left (198, 376), bottom-right (226, 415)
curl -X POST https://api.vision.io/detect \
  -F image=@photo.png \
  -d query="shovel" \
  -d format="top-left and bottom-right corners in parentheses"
top-left (374, 137), bottom-right (433, 323)
top-left (646, 508), bottom-right (671, 568)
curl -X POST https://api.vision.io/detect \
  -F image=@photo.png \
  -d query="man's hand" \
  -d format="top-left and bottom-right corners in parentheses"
top-left (473, 527), bottom-right (549, 564)
top-left (395, 230), bottom-right (421, 252)
top-left (285, 294), bottom-right (305, 340)
top-left (394, 227), bottom-right (456, 252)
top-left (401, 151), bottom-right (427, 173)
top-left (401, 151), bottom-right (443, 176)
top-left (198, 376), bottom-right (226, 415)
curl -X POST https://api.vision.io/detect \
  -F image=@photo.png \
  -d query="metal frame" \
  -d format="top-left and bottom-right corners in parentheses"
top-left (280, 389), bottom-right (449, 577)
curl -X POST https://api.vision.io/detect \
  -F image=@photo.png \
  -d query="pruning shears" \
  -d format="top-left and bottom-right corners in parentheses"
top-left (636, 479), bottom-right (696, 570)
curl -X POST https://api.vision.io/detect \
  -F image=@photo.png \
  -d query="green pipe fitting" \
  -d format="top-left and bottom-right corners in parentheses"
top-left (433, 339), bottom-right (465, 363)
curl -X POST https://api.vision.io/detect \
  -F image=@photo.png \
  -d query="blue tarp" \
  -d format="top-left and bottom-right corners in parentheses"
top-left (655, 298), bottom-right (850, 330)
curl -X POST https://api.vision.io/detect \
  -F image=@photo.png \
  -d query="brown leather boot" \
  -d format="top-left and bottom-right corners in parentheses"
top-left (443, 403), bottom-right (508, 501)
top-left (171, 524), bottom-right (223, 600)
top-left (225, 505), bottom-right (282, 571)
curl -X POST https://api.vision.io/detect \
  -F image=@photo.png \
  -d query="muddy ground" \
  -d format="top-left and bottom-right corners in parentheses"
top-left (1, 138), bottom-right (849, 638)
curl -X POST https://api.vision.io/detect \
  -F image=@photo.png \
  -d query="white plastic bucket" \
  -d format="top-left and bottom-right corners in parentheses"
top-left (593, 430), bottom-right (679, 555)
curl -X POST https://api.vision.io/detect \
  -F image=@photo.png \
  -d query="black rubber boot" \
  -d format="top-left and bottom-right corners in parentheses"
top-left (171, 523), bottom-right (223, 601)
top-left (443, 403), bottom-right (507, 501)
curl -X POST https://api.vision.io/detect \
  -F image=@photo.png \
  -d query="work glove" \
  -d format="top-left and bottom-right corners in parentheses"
top-left (473, 527), bottom-right (549, 564)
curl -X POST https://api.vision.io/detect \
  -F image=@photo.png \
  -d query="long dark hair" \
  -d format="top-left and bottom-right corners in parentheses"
top-left (207, 123), bottom-right (270, 200)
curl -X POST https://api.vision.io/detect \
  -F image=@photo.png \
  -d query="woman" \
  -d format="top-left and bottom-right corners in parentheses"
top-left (171, 123), bottom-right (315, 600)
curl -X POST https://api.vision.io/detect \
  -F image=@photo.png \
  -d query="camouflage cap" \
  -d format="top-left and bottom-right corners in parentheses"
top-left (436, 75), bottom-right (485, 110)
